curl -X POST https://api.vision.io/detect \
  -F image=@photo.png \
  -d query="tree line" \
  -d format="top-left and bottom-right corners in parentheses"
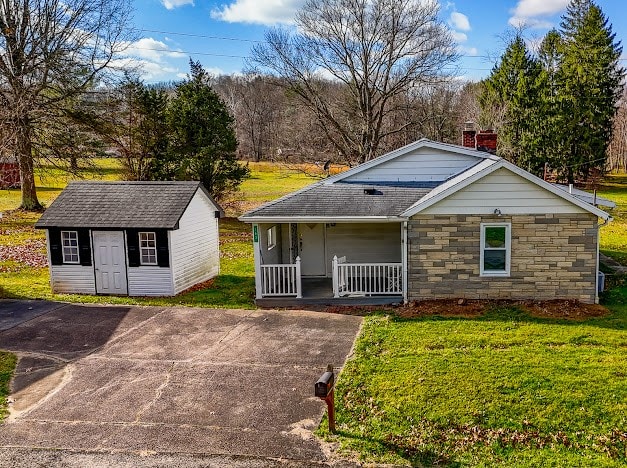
top-left (1, 0), bottom-right (625, 211)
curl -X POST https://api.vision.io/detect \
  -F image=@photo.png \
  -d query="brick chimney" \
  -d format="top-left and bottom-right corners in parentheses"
top-left (462, 121), bottom-right (476, 148)
top-left (476, 130), bottom-right (497, 153)
top-left (461, 122), bottom-right (497, 154)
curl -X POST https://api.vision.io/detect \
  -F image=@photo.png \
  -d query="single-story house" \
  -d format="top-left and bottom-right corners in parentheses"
top-left (239, 138), bottom-right (613, 306)
top-left (35, 181), bottom-right (223, 296)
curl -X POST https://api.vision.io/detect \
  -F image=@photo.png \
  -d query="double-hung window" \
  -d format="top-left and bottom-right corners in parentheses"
top-left (139, 232), bottom-right (158, 265)
top-left (480, 223), bottom-right (511, 276)
top-left (61, 231), bottom-right (80, 264)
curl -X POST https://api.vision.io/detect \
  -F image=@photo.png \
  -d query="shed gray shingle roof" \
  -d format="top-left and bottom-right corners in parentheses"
top-left (35, 181), bottom-right (219, 229)
top-left (241, 182), bottom-right (434, 218)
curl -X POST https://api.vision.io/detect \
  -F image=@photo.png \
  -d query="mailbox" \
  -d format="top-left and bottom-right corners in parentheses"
top-left (315, 371), bottom-right (335, 398)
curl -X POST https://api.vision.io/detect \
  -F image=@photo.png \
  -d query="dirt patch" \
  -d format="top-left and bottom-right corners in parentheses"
top-left (323, 299), bottom-right (608, 321)
top-left (397, 299), bottom-right (608, 320)
top-left (177, 278), bottom-right (216, 294)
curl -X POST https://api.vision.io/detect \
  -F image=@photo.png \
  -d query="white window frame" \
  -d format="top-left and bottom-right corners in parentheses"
top-left (139, 232), bottom-right (158, 266)
top-left (480, 223), bottom-right (511, 277)
top-left (267, 225), bottom-right (277, 250)
top-left (61, 230), bottom-right (80, 264)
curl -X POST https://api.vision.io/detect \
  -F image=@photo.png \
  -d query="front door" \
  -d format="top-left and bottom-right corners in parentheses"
top-left (93, 231), bottom-right (128, 295)
top-left (298, 223), bottom-right (326, 276)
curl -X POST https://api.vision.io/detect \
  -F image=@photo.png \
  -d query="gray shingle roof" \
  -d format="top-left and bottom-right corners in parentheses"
top-left (35, 181), bottom-right (220, 229)
top-left (241, 182), bottom-right (434, 218)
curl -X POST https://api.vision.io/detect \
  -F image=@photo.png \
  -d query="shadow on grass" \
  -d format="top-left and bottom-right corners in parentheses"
top-left (330, 428), bottom-right (463, 467)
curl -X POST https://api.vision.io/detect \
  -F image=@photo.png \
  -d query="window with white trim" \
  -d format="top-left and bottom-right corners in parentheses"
top-left (480, 223), bottom-right (511, 276)
top-left (61, 231), bottom-right (80, 264)
top-left (267, 226), bottom-right (277, 250)
top-left (139, 232), bottom-right (158, 265)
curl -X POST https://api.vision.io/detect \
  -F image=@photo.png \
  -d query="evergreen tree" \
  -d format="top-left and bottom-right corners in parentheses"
top-left (557, 0), bottom-right (624, 183)
top-left (536, 29), bottom-right (566, 174)
top-left (153, 60), bottom-right (249, 200)
top-left (480, 36), bottom-right (542, 169)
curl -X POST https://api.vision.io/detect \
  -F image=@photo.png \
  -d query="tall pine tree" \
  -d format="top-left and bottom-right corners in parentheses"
top-left (480, 35), bottom-right (542, 169)
top-left (152, 60), bottom-right (250, 200)
top-left (557, 0), bottom-right (624, 183)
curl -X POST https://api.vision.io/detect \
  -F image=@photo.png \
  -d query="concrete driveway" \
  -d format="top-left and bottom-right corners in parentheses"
top-left (0, 301), bottom-right (362, 466)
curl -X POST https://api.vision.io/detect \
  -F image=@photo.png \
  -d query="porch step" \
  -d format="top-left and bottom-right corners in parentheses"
top-left (255, 296), bottom-right (403, 308)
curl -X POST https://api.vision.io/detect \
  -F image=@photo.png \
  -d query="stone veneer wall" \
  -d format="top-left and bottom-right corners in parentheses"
top-left (407, 213), bottom-right (598, 304)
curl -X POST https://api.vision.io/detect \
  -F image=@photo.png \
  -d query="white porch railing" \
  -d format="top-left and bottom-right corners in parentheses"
top-left (260, 257), bottom-right (302, 298)
top-left (332, 255), bottom-right (403, 297)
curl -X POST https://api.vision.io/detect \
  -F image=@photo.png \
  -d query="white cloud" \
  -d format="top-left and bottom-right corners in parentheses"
top-left (451, 31), bottom-right (467, 43)
top-left (509, 0), bottom-right (569, 28)
top-left (108, 58), bottom-right (181, 81)
top-left (512, 0), bottom-right (569, 18)
top-left (125, 38), bottom-right (185, 62)
top-left (459, 46), bottom-right (478, 56)
top-left (450, 11), bottom-right (470, 31)
top-left (212, 0), bottom-right (305, 25)
top-left (162, 0), bottom-right (194, 10)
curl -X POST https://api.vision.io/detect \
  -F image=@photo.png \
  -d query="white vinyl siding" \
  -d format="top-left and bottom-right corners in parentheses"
top-left (325, 223), bottom-right (402, 276)
top-left (170, 190), bottom-right (221, 294)
top-left (343, 147), bottom-right (480, 183)
top-left (139, 232), bottom-right (157, 265)
top-left (50, 265), bottom-right (96, 294)
top-left (127, 267), bottom-right (174, 296)
top-left (421, 167), bottom-right (590, 215)
top-left (61, 231), bottom-right (79, 264)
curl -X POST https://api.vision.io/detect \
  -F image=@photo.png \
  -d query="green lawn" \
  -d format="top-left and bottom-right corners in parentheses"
top-left (0, 352), bottom-right (16, 422)
top-left (325, 301), bottom-right (627, 466)
top-left (598, 174), bottom-right (627, 264)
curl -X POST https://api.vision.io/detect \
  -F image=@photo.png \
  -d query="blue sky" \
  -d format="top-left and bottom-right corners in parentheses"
top-left (128, 0), bottom-right (626, 83)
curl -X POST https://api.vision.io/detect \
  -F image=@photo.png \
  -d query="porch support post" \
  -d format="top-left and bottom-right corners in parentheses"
top-left (332, 255), bottom-right (339, 298)
top-left (252, 224), bottom-right (263, 299)
top-left (295, 256), bottom-right (302, 298)
top-left (402, 221), bottom-right (408, 304)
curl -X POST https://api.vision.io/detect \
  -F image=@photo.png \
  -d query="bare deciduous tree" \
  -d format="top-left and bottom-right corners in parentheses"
top-left (249, 0), bottom-right (457, 165)
top-left (0, 0), bottom-right (133, 210)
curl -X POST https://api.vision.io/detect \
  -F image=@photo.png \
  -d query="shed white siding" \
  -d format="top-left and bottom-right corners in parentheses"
top-left (127, 266), bottom-right (174, 296)
top-left (421, 167), bottom-right (589, 215)
top-left (325, 223), bottom-right (401, 276)
top-left (45, 230), bottom-right (96, 294)
top-left (50, 265), bottom-right (96, 294)
top-left (170, 189), bottom-right (220, 294)
top-left (343, 147), bottom-right (480, 183)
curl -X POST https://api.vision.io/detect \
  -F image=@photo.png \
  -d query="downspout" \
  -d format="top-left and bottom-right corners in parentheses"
top-left (402, 220), bottom-right (408, 304)
top-left (596, 216), bottom-right (612, 304)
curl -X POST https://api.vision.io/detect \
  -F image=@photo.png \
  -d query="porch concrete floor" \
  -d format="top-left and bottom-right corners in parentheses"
top-left (256, 278), bottom-right (403, 308)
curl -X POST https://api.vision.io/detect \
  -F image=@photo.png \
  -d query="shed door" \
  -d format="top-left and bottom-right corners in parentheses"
top-left (298, 223), bottom-right (326, 276)
top-left (93, 231), bottom-right (128, 295)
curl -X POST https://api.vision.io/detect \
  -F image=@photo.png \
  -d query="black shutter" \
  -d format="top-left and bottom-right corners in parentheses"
top-left (127, 229), bottom-right (140, 267)
top-left (77, 229), bottom-right (92, 266)
top-left (49, 228), bottom-right (63, 265)
top-left (156, 229), bottom-right (170, 267)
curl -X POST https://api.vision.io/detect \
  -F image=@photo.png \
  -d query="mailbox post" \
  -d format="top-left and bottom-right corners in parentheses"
top-left (315, 364), bottom-right (335, 433)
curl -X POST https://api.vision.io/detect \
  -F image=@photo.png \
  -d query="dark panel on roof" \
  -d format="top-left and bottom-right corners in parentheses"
top-left (35, 181), bottom-right (211, 229)
top-left (244, 182), bottom-right (433, 218)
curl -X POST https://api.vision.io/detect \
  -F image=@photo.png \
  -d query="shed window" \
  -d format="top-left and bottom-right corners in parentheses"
top-left (61, 231), bottom-right (80, 264)
top-left (267, 226), bottom-right (277, 250)
top-left (139, 232), bottom-right (158, 265)
top-left (480, 223), bottom-right (511, 276)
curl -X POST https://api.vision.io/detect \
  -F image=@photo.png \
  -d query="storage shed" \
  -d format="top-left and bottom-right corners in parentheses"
top-left (35, 181), bottom-right (223, 296)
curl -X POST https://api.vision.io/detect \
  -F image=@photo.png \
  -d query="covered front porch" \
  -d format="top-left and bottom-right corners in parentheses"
top-left (251, 222), bottom-right (406, 306)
